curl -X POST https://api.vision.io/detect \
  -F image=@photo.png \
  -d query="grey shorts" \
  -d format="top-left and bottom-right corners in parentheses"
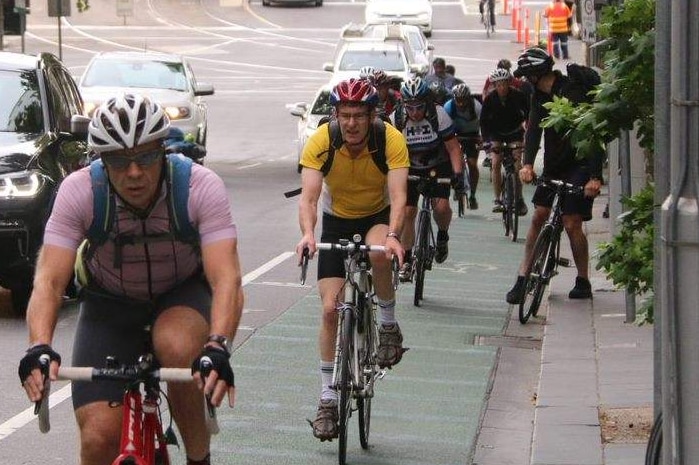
top-left (70, 276), bottom-right (211, 409)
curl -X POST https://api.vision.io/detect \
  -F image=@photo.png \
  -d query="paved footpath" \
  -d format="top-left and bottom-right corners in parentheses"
top-left (473, 186), bottom-right (654, 465)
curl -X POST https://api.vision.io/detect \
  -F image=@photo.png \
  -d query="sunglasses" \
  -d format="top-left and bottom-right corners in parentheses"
top-left (101, 149), bottom-right (164, 170)
top-left (404, 103), bottom-right (426, 112)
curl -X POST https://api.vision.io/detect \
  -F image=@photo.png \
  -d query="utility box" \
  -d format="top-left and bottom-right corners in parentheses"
top-left (48, 0), bottom-right (71, 17)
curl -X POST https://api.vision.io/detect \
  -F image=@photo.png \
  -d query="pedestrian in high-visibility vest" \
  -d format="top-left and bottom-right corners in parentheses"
top-left (544, 0), bottom-right (572, 59)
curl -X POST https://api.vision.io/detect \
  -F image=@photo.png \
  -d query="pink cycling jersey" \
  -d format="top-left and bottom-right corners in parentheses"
top-left (44, 164), bottom-right (237, 300)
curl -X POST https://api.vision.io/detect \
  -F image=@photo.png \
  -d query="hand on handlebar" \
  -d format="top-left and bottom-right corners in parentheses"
top-left (192, 346), bottom-right (235, 408)
top-left (519, 165), bottom-right (535, 184)
top-left (19, 344), bottom-right (61, 403)
top-left (451, 172), bottom-right (466, 195)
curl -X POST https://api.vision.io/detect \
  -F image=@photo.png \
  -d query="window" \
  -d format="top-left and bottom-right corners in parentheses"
top-left (0, 70), bottom-right (43, 134)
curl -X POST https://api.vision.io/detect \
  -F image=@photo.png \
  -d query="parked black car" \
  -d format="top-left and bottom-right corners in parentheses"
top-left (0, 52), bottom-right (89, 315)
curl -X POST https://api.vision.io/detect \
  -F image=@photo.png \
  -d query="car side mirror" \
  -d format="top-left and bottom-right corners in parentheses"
top-left (71, 114), bottom-right (91, 137)
top-left (194, 83), bottom-right (215, 97)
top-left (323, 62), bottom-right (335, 72)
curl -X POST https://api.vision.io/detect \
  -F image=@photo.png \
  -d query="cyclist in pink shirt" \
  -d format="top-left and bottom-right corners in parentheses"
top-left (18, 94), bottom-right (243, 465)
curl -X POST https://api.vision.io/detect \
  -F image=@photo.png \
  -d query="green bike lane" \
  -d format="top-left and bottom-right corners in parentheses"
top-left (209, 190), bottom-right (536, 465)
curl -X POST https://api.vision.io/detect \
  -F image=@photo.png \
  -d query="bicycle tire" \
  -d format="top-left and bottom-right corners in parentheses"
top-left (501, 175), bottom-right (511, 237)
top-left (519, 226), bottom-right (553, 323)
top-left (644, 412), bottom-right (662, 465)
top-left (338, 312), bottom-right (354, 465)
top-left (413, 210), bottom-right (430, 307)
top-left (509, 173), bottom-right (519, 242)
top-left (357, 297), bottom-right (375, 449)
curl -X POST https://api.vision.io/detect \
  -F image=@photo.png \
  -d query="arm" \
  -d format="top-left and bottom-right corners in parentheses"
top-left (385, 167), bottom-right (408, 263)
top-left (444, 136), bottom-right (464, 175)
top-left (200, 237), bottom-right (244, 407)
top-left (22, 245), bottom-right (76, 400)
top-left (297, 167), bottom-right (323, 259)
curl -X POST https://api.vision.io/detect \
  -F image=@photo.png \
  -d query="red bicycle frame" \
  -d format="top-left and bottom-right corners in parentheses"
top-left (113, 386), bottom-right (170, 465)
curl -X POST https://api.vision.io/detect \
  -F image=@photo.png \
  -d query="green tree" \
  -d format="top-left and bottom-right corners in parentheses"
top-left (541, 0), bottom-right (657, 323)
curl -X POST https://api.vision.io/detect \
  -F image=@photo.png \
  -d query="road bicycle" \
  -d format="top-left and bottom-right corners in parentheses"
top-left (490, 140), bottom-right (524, 242)
top-left (408, 172), bottom-right (452, 307)
top-left (454, 136), bottom-right (483, 217)
top-left (519, 177), bottom-right (582, 324)
top-left (301, 236), bottom-right (397, 465)
top-left (35, 347), bottom-right (219, 465)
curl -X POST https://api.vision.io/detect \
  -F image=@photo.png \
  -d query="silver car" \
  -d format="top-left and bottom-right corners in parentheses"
top-left (286, 84), bottom-right (333, 171)
top-left (79, 51), bottom-right (214, 146)
top-left (340, 22), bottom-right (434, 69)
top-left (365, 0), bottom-right (433, 37)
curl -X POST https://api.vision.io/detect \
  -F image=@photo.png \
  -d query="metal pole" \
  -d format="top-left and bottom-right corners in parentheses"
top-left (618, 129), bottom-right (636, 323)
top-left (654, 0), bottom-right (671, 421)
top-left (57, 0), bottom-right (62, 61)
top-left (661, 0), bottom-right (699, 463)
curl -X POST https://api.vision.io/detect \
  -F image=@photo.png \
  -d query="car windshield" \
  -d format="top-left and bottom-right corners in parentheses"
top-left (311, 91), bottom-right (332, 116)
top-left (338, 50), bottom-right (405, 72)
top-left (0, 70), bottom-right (43, 134)
top-left (82, 59), bottom-right (188, 91)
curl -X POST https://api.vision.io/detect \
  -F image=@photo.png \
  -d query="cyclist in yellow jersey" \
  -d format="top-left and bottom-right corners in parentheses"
top-left (295, 78), bottom-right (409, 442)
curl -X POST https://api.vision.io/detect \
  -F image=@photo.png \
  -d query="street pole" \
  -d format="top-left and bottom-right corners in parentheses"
top-left (654, 0), bottom-right (671, 421)
top-left (57, 0), bottom-right (62, 60)
top-left (618, 129), bottom-right (636, 323)
top-left (661, 0), bottom-right (699, 464)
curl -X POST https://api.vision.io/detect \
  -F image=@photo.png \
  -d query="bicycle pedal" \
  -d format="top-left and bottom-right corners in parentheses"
top-left (557, 257), bottom-right (572, 267)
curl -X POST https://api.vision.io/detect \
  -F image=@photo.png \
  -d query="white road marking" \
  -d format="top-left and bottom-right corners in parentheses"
top-left (0, 251), bottom-right (296, 440)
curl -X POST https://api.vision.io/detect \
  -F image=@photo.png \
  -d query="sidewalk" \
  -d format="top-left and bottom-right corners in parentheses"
top-left (473, 186), bottom-right (654, 465)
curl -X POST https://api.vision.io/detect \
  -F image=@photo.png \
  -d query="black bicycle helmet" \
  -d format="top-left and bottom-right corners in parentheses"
top-left (515, 47), bottom-right (554, 78)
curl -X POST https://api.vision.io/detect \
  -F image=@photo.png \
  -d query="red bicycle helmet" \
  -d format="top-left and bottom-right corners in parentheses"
top-left (329, 78), bottom-right (379, 107)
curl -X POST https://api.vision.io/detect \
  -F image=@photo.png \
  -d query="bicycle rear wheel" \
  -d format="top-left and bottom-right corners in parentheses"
top-left (413, 210), bottom-right (430, 306)
top-left (519, 226), bottom-right (554, 324)
top-left (501, 175), bottom-right (512, 237)
top-left (338, 312), bottom-right (354, 465)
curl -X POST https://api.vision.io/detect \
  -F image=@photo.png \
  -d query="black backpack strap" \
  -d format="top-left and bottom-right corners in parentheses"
top-left (165, 154), bottom-right (198, 243)
top-left (320, 119), bottom-right (343, 176)
top-left (368, 118), bottom-right (388, 175)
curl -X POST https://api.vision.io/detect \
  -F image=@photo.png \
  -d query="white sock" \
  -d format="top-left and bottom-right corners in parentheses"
top-left (378, 299), bottom-right (396, 326)
top-left (320, 360), bottom-right (336, 401)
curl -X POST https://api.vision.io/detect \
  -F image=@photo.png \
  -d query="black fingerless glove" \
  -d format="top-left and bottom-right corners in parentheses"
top-left (18, 344), bottom-right (61, 385)
top-left (191, 346), bottom-right (235, 388)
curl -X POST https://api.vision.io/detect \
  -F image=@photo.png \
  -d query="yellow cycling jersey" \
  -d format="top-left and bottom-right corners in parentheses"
top-left (300, 122), bottom-right (409, 219)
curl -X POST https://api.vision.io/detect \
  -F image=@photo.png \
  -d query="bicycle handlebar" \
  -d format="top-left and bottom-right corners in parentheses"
top-left (407, 175), bottom-right (452, 184)
top-left (316, 242), bottom-right (387, 253)
top-left (533, 176), bottom-right (585, 196)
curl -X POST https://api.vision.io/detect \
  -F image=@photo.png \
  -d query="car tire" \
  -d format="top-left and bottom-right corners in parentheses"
top-left (315, 0), bottom-right (322, 6)
top-left (262, 0), bottom-right (270, 5)
top-left (424, 30), bottom-right (432, 38)
top-left (10, 283), bottom-right (31, 317)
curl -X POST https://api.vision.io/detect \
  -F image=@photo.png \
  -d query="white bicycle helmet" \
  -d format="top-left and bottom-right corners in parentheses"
top-left (489, 68), bottom-right (513, 83)
top-left (88, 94), bottom-right (170, 153)
top-left (359, 66), bottom-right (376, 80)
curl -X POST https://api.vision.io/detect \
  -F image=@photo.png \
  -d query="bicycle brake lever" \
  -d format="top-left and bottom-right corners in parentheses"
top-left (199, 356), bottom-right (220, 434)
top-left (300, 248), bottom-right (310, 285)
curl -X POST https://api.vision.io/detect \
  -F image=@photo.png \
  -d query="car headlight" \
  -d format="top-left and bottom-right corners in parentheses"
top-left (84, 101), bottom-right (99, 117)
top-left (0, 171), bottom-right (46, 198)
top-left (164, 106), bottom-right (191, 120)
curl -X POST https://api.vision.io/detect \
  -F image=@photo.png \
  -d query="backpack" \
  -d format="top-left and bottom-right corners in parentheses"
top-left (565, 63), bottom-right (601, 104)
top-left (86, 153), bottom-right (199, 255)
top-left (319, 117), bottom-right (388, 176)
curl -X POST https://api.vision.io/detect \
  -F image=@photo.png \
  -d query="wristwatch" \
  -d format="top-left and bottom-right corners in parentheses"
top-left (207, 334), bottom-right (232, 353)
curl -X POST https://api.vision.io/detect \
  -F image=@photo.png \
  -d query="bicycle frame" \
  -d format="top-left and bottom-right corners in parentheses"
top-left (492, 140), bottom-right (523, 241)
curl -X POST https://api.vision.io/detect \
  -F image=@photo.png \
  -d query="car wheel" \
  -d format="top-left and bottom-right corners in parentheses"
top-left (424, 29), bottom-right (432, 38)
top-left (315, 0), bottom-right (322, 6)
top-left (262, 0), bottom-right (270, 5)
top-left (10, 283), bottom-right (31, 317)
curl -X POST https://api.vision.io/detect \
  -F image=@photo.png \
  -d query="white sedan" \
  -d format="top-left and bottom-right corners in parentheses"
top-left (79, 51), bottom-right (214, 146)
top-left (286, 84), bottom-right (333, 172)
top-left (365, 0), bottom-right (433, 37)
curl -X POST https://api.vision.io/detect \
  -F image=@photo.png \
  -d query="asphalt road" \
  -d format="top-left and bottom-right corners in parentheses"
top-left (0, 1), bottom-right (542, 463)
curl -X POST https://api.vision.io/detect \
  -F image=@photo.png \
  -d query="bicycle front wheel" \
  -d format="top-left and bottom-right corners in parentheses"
top-left (338, 312), bottom-right (354, 465)
top-left (413, 210), bottom-right (431, 307)
top-left (519, 226), bottom-right (554, 324)
top-left (501, 175), bottom-right (512, 237)
top-left (508, 173), bottom-right (520, 242)
top-left (357, 298), bottom-right (376, 449)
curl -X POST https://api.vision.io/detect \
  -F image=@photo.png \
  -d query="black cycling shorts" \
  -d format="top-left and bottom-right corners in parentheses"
top-left (531, 169), bottom-right (594, 221)
top-left (458, 135), bottom-right (480, 160)
top-left (407, 161), bottom-right (452, 207)
top-left (318, 207), bottom-right (390, 280)
top-left (71, 275), bottom-right (211, 410)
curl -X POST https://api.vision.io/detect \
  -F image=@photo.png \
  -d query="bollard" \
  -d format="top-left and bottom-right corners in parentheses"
top-left (535, 11), bottom-right (541, 46)
top-left (547, 32), bottom-right (553, 55)
top-left (512, 0), bottom-right (518, 28)
top-left (524, 8), bottom-right (530, 47)
top-left (504, 0), bottom-right (509, 15)
top-left (516, 10), bottom-right (523, 43)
